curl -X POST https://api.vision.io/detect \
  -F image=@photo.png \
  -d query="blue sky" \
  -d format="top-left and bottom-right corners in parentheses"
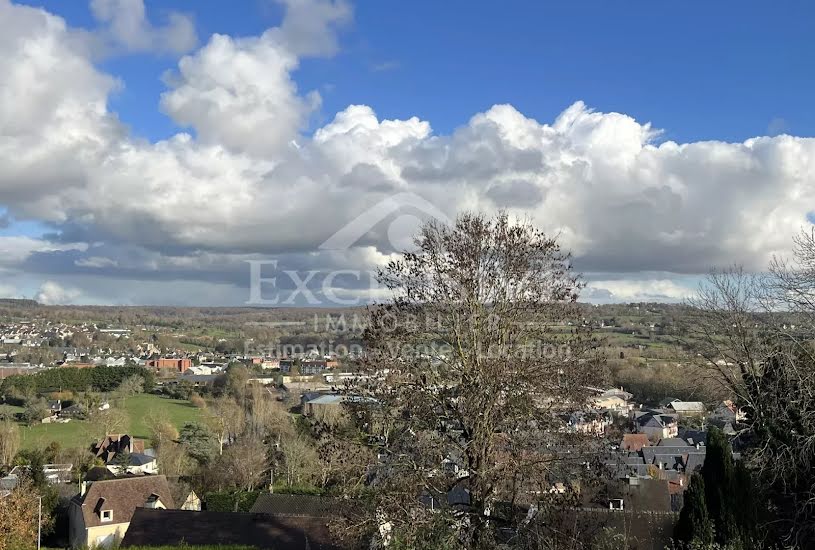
top-left (33, 0), bottom-right (815, 144)
top-left (0, 0), bottom-right (813, 305)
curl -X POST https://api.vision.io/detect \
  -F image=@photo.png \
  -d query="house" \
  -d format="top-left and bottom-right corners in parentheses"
top-left (281, 359), bottom-right (339, 375)
top-left (184, 365), bottom-right (214, 375)
top-left (592, 388), bottom-right (634, 415)
top-left (106, 453), bottom-right (158, 476)
top-left (303, 393), bottom-right (345, 416)
top-left (642, 441), bottom-right (706, 474)
top-left (60, 404), bottom-right (88, 419)
top-left (179, 490), bottom-right (201, 511)
top-left (262, 358), bottom-right (281, 370)
top-left (43, 463), bottom-right (73, 484)
top-left (665, 400), bottom-right (706, 416)
top-left (92, 434), bottom-right (145, 463)
top-left (566, 411), bottom-right (612, 436)
top-left (634, 411), bottom-right (679, 441)
top-left (47, 400), bottom-right (62, 414)
top-left (708, 400), bottom-right (745, 434)
top-left (68, 475), bottom-right (175, 548)
top-left (120, 508), bottom-right (348, 549)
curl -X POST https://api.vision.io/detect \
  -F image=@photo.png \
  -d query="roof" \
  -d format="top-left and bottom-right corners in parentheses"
top-left (92, 434), bottom-right (145, 462)
top-left (129, 453), bottom-right (156, 466)
top-left (621, 478), bottom-right (673, 512)
top-left (250, 494), bottom-right (341, 517)
top-left (565, 508), bottom-right (677, 550)
top-left (0, 475), bottom-right (18, 491)
top-left (642, 445), bottom-right (706, 472)
top-left (657, 438), bottom-right (687, 447)
top-left (120, 508), bottom-right (347, 549)
top-left (305, 394), bottom-right (344, 406)
top-left (666, 400), bottom-right (706, 413)
top-left (635, 412), bottom-right (677, 428)
top-left (621, 434), bottom-right (650, 452)
top-left (72, 475), bottom-right (174, 528)
top-left (84, 466), bottom-right (117, 481)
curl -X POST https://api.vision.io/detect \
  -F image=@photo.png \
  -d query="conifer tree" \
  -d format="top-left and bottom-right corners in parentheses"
top-left (675, 473), bottom-right (714, 546)
top-left (702, 427), bottom-right (738, 543)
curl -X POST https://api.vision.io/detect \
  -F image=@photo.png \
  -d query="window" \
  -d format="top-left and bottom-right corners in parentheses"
top-left (101, 510), bottom-right (112, 522)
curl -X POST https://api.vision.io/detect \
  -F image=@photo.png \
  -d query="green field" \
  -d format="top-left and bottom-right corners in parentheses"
top-left (19, 393), bottom-right (202, 450)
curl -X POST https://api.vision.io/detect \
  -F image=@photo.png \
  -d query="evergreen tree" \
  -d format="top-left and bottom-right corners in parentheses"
top-left (675, 473), bottom-right (714, 546)
top-left (732, 459), bottom-right (761, 544)
top-left (702, 426), bottom-right (738, 543)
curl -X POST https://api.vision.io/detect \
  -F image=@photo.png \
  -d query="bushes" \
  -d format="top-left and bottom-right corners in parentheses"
top-left (190, 393), bottom-right (207, 408)
top-left (0, 366), bottom-right (154, 395)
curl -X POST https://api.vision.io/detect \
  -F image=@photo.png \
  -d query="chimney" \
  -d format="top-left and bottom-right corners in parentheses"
top-left (80, 480), bottom-right (88, 497)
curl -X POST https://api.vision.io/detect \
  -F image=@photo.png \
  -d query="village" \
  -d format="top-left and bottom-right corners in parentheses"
top-left (0, 308), bottom-right (747, 549)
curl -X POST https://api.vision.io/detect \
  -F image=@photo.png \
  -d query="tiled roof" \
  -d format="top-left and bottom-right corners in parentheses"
top-left (621, 434), bottom-right (650, 452)
top-left (120, 508), bottom-right (348, 549)
top-left (73, 475), bottom-right (174, 528)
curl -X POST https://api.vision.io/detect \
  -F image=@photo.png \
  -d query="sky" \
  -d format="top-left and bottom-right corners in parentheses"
top-left (0, 0), bottom-right (813, 306)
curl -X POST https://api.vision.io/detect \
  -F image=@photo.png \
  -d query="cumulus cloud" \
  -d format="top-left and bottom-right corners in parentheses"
top-left (89, 0), bottom-right (197, 55)
top-left (35, 281), bottom-right (82, 305)
top-left (0, 0), bottom-right (813, 305)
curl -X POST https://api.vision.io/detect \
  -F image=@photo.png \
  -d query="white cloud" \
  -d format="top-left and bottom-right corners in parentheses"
top-left (271, 0), bottom-right (351, 57)
top-left (0, 0), bottom-right (814, 305)
top-left (74, 256), bottom-right (118, 268)
top-left (586, 279), bottom-right (696, 303)
top-left (0, 237), bottom-right (86, 268)
top-left (35, 280), bottom-right (82, 305)
top-left (0, 283), bottom-right (19, 298)
top-left (89, 0), bottom-right (197, 55)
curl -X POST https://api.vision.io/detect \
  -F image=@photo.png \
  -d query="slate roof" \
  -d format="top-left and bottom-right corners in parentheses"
top-left (642, 445), bottom-right (706, 472)
top-left (306, 394), bottom-right (344, 406)
top-left (657, 438), bottom-right (687, 447)
top-left (72, 475), bottom-right (174, 528)
top-left (666, 400), bottom-right (706, 413)
top-left (249, 494), bottom-right (341, 517)
top-left (128, 453), bottom-right (156, 466)
top-left (635, 412), bottom-right (677, 428)
top-left (120, 508), bottom-right (347, 549)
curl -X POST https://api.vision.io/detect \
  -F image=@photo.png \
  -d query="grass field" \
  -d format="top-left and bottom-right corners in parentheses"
top-left (18, 393), bottom-right (203, 450)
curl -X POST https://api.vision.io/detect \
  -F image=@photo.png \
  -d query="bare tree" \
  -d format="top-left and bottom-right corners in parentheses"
top-left (349, 212), bottom-right (605, 548)
top-left (687, 230), bottom-right (815, 546)
top-left (279, 435), bottom-right (318, 487)
top-left (145, 410), bottom-right (179, 449)
top-left (204, 397), bottom-right (244, 455)
top-left (116, 374), bottom-right (144, 398)
top-left (0, 419), bottom-right (20, 465)
top-left (221, 438), bottom-right (268, 491)
top-left (157, 441), bottom-right (194, 478)
top-left (246, 383), bottom-right (293, 440)
top-left (87, 407), bottom-right (129, 440)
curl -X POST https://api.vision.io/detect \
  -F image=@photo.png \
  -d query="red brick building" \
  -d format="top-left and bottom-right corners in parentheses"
top-left (146, 358), bottom-right (192, 373)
